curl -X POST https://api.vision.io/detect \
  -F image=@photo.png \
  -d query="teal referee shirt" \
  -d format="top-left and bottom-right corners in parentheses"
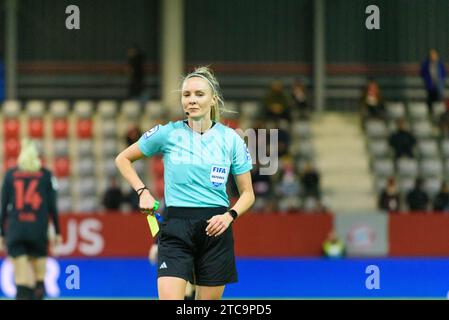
top-left (137, 120), bottom-right (252, 207)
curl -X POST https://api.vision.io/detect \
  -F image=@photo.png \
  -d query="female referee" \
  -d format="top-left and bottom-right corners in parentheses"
top-left (0, 139), bottom-right (62, 299)
top-left (116, 66), bottom-right (255, 300)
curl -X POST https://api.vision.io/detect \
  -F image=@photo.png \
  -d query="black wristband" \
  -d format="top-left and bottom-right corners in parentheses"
top-left (227, 209), bottom-right (238, 221)
top-left (136, 186), bottom-right (149, 197)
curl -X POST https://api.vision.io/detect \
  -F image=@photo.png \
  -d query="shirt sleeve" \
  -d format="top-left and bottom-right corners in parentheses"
top-left (231, 133), bottom-right (253, 175)
top-left (137, 123), bottom-right (168, 157)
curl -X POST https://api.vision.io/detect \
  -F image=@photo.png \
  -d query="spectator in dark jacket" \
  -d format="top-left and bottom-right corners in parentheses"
top-left (389, 119), bottom-right (416, 161)
top-left (433, 182), bottom-right (449, 212)
top-left (301, 162), bottom-right (321, 201)
top-left (378, 176), bottom-right (400, 212)
top-left (103, 178), bottom-right (123, 210)
top-left (406, 178), bottom-right (429, 212)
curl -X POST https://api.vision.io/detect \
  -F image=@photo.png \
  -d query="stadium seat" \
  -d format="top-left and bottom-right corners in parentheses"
top-left (417, 140), bottom-right (439, 158)
top-left (101, 139), bottom-right (118, 157)
top-left (74, 178), bottom-right (96, 197)
top-left (102, 159), bottom-right (117, 177)
top-left (291, 121), bottom-right (311, 139)
top-left (4, 138), bottom-right (20, 158)
top-left (97, 100), bottom-right (118, 119)
top-left (412, 121), bottom-right (433, 139)
top-left (386, 102), bottom-right (406, 120)
top-left (368, 140), bottom-right (390, 158)
top-left (4, 157), bottom-right (17, 171)
top-left (56, 177), bottom-right (71, 196)
top-left (53, 119), bottom-right (69, 138)
top-left (408, 102), bottom-right (428, 121)
top-left (73, 158), bottom-right (95, 176)
top-left (49, 100), bottom-right (70, 118)
top-left (420, 159), bottom-right (443, 177)
top-left (53, 139), bottom-right (69, 157)
top-left (397, 158), bottom-right (418, 177)
top-left (100, 120), bottom-right (117, 138)
top-left (145, 101), bottom-right (165, 119)
top-left (4, 119), bottom-right (20, 138)
top-left (57, 196), bottom-right (72, 213)
top-left (2, 100), bottom-right (21, 118)
top-left (441, 139), bottom-right (449, 159)
top-left (76, 140), bottom-right (94, 157)
top-left (372, 159), bottom-right (394, 178)
top-left (76, 119), bottom-right (93, 138)
top-left (424, 177), bottom-right (441, 197)
top-left (432, 102), bottom-right (446, 122)
top-left (54, 157), bottom-right (70, 177)
top-left (28, 118), bottom-right (44, 138)
top-left (74, 100), bottom-right (94, 118)
top-left (25, 100), bottom-right (46, 118)
top-left (240, 101), bottom-right (260, 119)
top-left (121, 100), bottom-right (141, 120)
top-left (365, 120), bottom-right (388, 139)
top-left (74, 196), bottom-right (97, 213)
top-left (398, 177), bottom-right (415, 194)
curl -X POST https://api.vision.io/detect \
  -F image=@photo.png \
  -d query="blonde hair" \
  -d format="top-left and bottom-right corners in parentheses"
top-left (17, 139), bottom-right (42, 172)
top-left (183, 66), bottom-right (234, 122)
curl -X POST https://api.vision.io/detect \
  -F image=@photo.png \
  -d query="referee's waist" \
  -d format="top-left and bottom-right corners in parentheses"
top-left (166, 206), bottom-right (228, 219)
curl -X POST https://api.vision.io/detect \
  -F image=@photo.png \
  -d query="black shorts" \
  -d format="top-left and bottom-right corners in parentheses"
top-left (6, 237), bottom-right (48, 258)
top-left (157, 207), bottom-right (238, 286)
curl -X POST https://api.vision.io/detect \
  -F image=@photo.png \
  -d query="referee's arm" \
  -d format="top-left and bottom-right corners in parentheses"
top-left (115, 143), bottom-right (157, 212)
top-left (229, 171), bottom-right (255, 219)
top-left (206, 172), bottom-right (254, 237)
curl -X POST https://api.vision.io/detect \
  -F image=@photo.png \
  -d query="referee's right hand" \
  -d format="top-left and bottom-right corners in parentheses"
top-left (139, 189), bottom-right (157, 215)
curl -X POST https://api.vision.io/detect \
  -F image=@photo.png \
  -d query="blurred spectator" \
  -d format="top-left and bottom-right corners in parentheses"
top-left (322, 230), bottom-right (345, 258)
top-left (420, 49), bottom-right (447, 115)
top-left (276, 156), bottom-right (301, 212)
top-left (290, 78), bottom-right (309, 119)
top-left (378, 176), bottom-right (400, 212)
top-left (126, 44), bottom-right (146, 99)
top-left (406, 178), bottom-right (429, 212)
top-left (433, 182), bottom-right (449, 212)
top-left (263, 80), bottom-right (291, 122)
top-left (126, 125), bottom-right (142, 146)
top-left (103, 178), bottom-right (123, 211)
top-left (388, 119), bottom-right (416, 161)
top-left (126, 187), bottom-right (140, 211)
top-left (360, 79), bottom-right (386, 124)
top-left (438, 100), bottom-right (449, 137)
top-left (301, 161), bottom-right (321, 202)
top-left (251, 161), bottom-right (274, 213)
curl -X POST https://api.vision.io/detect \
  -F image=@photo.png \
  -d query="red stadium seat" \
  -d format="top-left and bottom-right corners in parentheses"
top-left (53, 119), bottom-right (68, 138)
top-left (77, 119), bottom-right (92, 138)
top-left (28, 119), bottom-right (44, 138)
top-left (4, 138), bottom-right (20, 158)
top-left (4, 157), bottom-right (17, 170)
top-left (4, 119), bottom-right (20, 139)
top-left (54, 157), bottom-right (70, 177)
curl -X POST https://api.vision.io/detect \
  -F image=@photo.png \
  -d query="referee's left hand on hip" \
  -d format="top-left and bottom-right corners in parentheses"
top-left (206, 213), bottom-right (233, 237)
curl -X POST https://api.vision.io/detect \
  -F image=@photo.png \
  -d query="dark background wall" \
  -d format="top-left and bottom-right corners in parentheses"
top-left (7, 0), bottom-right (449, 102)
top-left (17, 0), bottom-right (159, 62)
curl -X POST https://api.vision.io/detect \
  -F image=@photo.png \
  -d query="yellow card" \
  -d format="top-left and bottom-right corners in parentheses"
top-left (147, 214), bottom-right (159, 237)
